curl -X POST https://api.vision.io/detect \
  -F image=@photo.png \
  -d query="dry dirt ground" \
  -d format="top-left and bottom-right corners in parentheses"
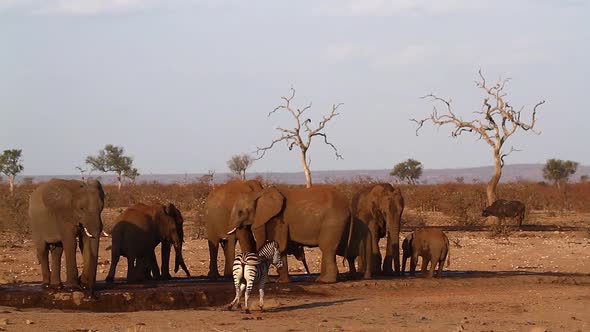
top-left (0, 210), bottom-right (589, 332)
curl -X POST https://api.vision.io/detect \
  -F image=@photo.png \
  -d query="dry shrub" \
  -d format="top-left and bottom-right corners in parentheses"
top-left (0, 184), bottom-right (36, 235)
top-left (489, 223), bottom-right (515, 239)
top-left (1, 179), bottom-right (589, 238)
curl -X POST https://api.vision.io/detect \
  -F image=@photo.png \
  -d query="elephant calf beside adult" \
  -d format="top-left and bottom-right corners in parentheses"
top-left (106, 203), bottom-right (189, 283)
top-left (28, 179), bottom-right (105, 293)
top-left (351, 183), bottom-right (404, 279)
top-left (228, 186), bottom-right (351, 283)
top-left (402, 228), bottom-right (450, 278)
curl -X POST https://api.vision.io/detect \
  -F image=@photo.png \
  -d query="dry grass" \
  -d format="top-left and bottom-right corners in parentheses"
top-left (1, 179), bottom-right (588, 239)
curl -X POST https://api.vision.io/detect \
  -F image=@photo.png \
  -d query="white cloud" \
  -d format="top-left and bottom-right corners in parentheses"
top-left (374, 44), bottom-right (439, 67)
top-left (321, 43), bottom-right (377, 62)
top-left (318, 0), bottom-right (498, 17)
top-left (0, 0), bottom-right (194, 16)
top-left (46, 0), bottom-right (151, 16)
top-left (321, 40), bottom-right (554, 69)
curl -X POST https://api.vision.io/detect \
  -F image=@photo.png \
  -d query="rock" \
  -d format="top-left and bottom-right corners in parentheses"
top-left (0, 318), bottom-right (7, 325)
top-left (25, 319), bottom-right (33, 325)
top-left (72, 292), bottom-right (85, 306)
top-left (529, 327), bottom-right (548, 332)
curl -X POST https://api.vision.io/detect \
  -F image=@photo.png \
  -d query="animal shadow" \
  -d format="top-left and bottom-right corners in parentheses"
top-left (265, 298), bottom-right (358, 313)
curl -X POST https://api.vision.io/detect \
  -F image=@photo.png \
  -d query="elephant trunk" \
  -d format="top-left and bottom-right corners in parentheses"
top-left (173, 243), bottom-right (190, 277)
top-left (81, 235), bottom-right (99, 295)
top-left (383, 202), bottom-right (402, 275)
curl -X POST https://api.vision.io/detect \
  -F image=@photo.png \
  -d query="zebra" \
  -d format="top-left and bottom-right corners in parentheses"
top-left (228, 241), bottom-right (283, 313)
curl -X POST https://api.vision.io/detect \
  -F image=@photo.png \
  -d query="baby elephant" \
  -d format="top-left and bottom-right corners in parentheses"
top-left (106, 203), bottom-right (189, 283)
top-left (402, 228), bottom-right (450, 278)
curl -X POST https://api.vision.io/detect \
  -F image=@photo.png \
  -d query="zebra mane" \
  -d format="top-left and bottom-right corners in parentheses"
top-left (258, 241), bottom-right (280, 260)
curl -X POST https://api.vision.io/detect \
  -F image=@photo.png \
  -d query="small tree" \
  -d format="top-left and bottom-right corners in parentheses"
top-left (256, 88), bottom-right (343, 188)
top-left (390, 158), bottom-right (423, 184)
top-left (581, 175), bottom-right (589, 183)
top-left (0, 149), bottom-right (24, 195)
top-left (412, 71), bottom-right (544, 205)
top-left (76, 166), bottom-right (88, 181)
top-left (227, 154), bottom-right (254, 180)
top-left (542, 159), bottom-right (578, 190)
top-left (86, 144), bottom-right (139, 191)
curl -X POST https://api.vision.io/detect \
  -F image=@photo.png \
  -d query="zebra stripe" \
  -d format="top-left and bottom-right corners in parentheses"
top-left (228, 241), bottom-right (283, 313)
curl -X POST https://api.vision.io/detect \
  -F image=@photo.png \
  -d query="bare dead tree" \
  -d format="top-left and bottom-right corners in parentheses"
top-left (411, 71), bottom-right (545, 205)
top-left (256, 88), bottom-right (343, 188)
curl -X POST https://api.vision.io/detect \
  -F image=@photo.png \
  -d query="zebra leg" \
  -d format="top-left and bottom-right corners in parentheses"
top-left (258, 268), bottom-right (267, 312)
top-left (228, 281), bottom-right (241, 310)
top-left (258, 287), bottom-right (265, 312)
top-left (244, 279), bottom-right (253, 314)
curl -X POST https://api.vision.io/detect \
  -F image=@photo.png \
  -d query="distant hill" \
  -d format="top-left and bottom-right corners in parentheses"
top-left (18, 163), bottom-right (590, 185)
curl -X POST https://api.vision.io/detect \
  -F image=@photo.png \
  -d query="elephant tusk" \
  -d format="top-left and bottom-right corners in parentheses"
top-left (102, 230), bottom-right (110, 237)
top-left (227, 227), bottom-right (237, 235)
top-left (83, 227), bottom-right (94, 238)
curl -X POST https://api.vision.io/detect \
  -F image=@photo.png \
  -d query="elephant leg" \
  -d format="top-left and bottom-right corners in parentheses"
top-left (436, 259), bottom-right (444, 278)
top-left (427, 258), bottom-right (436, 278)
top-left (317, 248), bottom-right (338, 284)
top-left (149, 251), bottom-right (161, 280)
top-left (106, 245), bottom-right (121, 283)
top-left (357, 236), bottom-right (367, 275)
top-left (105, 258), bottom-right (119, 283)
top-left (49, 244), bottom-right (63, 288)
top-left (277, 254), bottom-right (291, 283)
top-left (160, 240), bottom-right (172, 279)
top-left (362, 230), bottom-right (373, 279)
top-left (346, 256), bottom-right (356, 277)
top-left (410, 253), bottom-right (418, 276)
top-left (62, 233), bottom-right (80, 289)
top-left (126, 257), bottom-right (141, 283)
top-left (369, 223), bottom-right (381, 275)
top-left (223, 237), bottom-right (236, 278)
top-left (402, 255), bottom-right (408, 276)
top-left (383, 232), bottom-right (400, 276)
top-left (207, 239), bottom-right (221, 279)
top-left (36, 243), bottom-right (51, 288)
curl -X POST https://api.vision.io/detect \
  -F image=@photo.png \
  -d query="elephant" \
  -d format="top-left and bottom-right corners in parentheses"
top-left (105, 203), bottom-right (189, 283)
top-left (287, 242), bottom-right (310, 275)
top-left (28, 179), bottom-right (105, 293)
top-left (227, 186), bottom-right (351, 283)
top-left (402, 228), bottom-right (450, 278)
top-left (205, 180), bottom-right (264, 279)
top-left (351, 183), bottom-right (404, 278)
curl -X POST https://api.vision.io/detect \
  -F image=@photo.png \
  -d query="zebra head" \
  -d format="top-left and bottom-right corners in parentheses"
top-left (260, 241), bottom-right (283, 269)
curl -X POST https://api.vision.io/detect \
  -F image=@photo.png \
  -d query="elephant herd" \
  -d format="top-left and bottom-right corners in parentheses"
top-left (27, 178), bottom-right (451, 296)
top-left (206, 180), bottom-right (406, 283)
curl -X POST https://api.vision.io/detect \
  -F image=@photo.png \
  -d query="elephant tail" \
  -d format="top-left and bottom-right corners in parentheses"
top-left (445, 236), bottom-right (451, 268)
top-left (342, 208), bottom-right (355, 262)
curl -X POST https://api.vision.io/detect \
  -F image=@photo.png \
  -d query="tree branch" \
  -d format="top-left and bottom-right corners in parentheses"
top-left (500, 146), bottom-right (521, 167)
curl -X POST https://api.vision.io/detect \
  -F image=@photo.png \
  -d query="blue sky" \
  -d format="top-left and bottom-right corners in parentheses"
top-left (1, 0), bottom-right (589, 175)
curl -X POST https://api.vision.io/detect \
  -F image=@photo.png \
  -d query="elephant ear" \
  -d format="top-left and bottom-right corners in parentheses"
top-left (402, 233), bottom-right (413, 252)
top-left (42, 183), bottom-right (72, 211)
top-left (87, 179), bottom-right (105, 202)
top-left (165, 203), bottom-right (179, 219)
top-left (246, 180), bottom-right (263, 192)
top-left (252, 187), bottom-right (284, 231)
